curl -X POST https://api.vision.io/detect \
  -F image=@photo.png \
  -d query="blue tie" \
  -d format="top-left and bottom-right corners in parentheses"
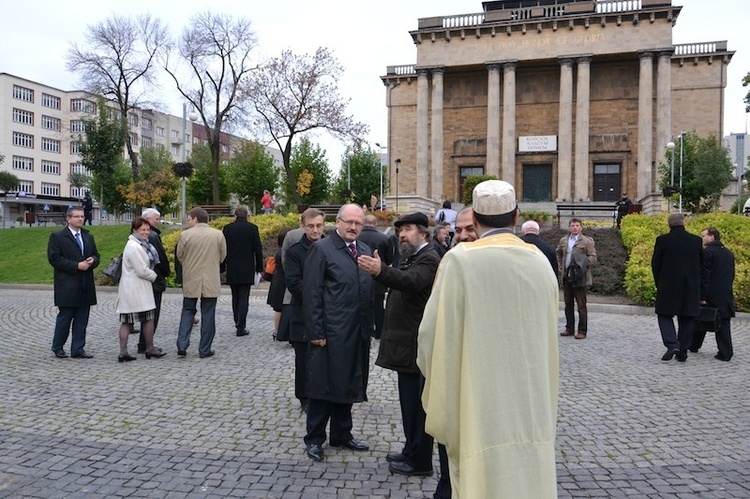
top-left (75, 232), bottom-right (84, 255)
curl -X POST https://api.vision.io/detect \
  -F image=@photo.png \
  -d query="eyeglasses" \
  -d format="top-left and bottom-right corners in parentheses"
top-left (337, 218), bottom-right (363, 227)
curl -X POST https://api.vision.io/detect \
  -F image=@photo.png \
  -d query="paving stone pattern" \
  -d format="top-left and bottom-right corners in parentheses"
top-left (0, 287), bottom-right (748, 498)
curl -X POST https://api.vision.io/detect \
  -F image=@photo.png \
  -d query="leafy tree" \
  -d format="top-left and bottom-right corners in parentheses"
top-left (332, 147), bottom-right (382, 207)
top-left (0, 171), bottom-right (19, 192)
top-left (118, 145), bottom-right (179, 212)
top-left (743, 70), bottom-right (750, 112)
top-left (242, 47), bottom-right (369, 205)
top-left (67, 172), bottom-right (90, 196)
top-left (462, 175), bottom-right (498, 205)
top-left (186, 144), bottom-right (229, 206)
top-left (165, 12), bottom-right (257, 204)
top-left (658, 131), bottom-right (733, 213)
top-left (282, 138), bottom-right (331, 206)
top-left (88, 159), bottom-right (133, 216)
top-left (67, 14), bottom-right (169, 186)
top-left (225, 141), bottom-right (278, 211)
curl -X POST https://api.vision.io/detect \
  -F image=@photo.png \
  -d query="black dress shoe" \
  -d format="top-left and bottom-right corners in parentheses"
top-left (386, 452), bottom-right (407, 463)
top-left (118, 354), bottom-right (137, 362)
top-left (676, 353), bottom-right (687, 362)
top-left (71, 352), bottom-right (93, 359)
top-left (236, 329), bottom-right (249, 337)
top-left (714, 354), bottom-right (731, 361)
top-left (177, 349), bottom-right (187, 357)
top-left (689, 347), bottom-right (700, 353)
top-left (330, 439), bottom-right (369, 451)
top-left (199, 350), bottom-right (215, 359)
top-left (53, 349), bottom-right (68, 359)
top-left (145, 350), bottom-right (167, 359)
top-left (306, 444), bottom-right (324, 462)
top-left (388, 461), bottom-right (433, 477)
top-left (661, 349), bottom-right (679, 361)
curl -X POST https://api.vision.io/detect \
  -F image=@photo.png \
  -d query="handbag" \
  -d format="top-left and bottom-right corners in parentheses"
top-left (695, 306), bottom-right (720, 333)
top-left (102, 253), bottom-right (123, 284)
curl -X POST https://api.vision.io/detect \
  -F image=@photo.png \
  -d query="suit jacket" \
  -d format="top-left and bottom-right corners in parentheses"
top-left (222, 218), bottom-right (264, 285)
top-left (47, 227), bottom-right (100, 307)
top-left (148, 225), bottom-right (171, 293)
top-left (556, 233), bottom-right (596, 287)
top-left (177, 223), bottom-right (227, 298)
top-left (357, 226), bottom-right (395, 295)
top-left (520, 233), bottom-right (557, 276)
top-left (701, 240), bottom-right (735, 319)
top-left (651, 226), bottom-right (702, 317)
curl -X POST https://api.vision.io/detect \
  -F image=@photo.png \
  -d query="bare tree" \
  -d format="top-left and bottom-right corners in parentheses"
top-left (165, 12), bottom-right (257, 204)
top-left (67, 14), bottom-right (168, 186)
top-left (242, 47), bottom-right (369, 205)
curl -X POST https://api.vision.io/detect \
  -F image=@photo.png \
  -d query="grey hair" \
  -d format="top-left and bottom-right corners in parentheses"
top-left (141, 207), bottom-right (161, 219)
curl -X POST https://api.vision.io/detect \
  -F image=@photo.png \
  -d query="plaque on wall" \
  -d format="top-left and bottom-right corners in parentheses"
top-left (518, 135), bottom-right (557, 152)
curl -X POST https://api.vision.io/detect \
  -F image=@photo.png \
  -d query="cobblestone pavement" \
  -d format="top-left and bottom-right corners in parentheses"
top-left (0, 286), bottom-right (749, 498)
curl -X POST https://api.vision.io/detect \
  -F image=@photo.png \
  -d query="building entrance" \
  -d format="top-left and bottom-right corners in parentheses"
top-left (593, 164), bottom-right (621, 202)
top-left (522, 164), bottom-right (552, 202)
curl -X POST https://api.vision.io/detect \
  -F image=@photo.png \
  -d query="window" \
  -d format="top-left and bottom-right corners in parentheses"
top-left (41, 115), bottom-right (61, 131)
top-left (41, 138), bottom-right (61, 153)
top-left (70, 120), bottom-right (85, 133)
top-left (71, 98), bottom-right (96, 113)
top-left (41, 160), bottom-right (61, 175)
top-left (156, 126), bottom-right (165, 137)
top-left (171, 146), bottom-right (179, 156)
top-left (171, 130), bottom-right (179, 139)
top-left (71, 186), bottom-right (90, 197)
top-left (13, 108), bottom-right (34, 125)
top-left (17, 180), bottom-right (33, 193)
top-left (12, 132), bottom-right (33, 148)
top-left (70, 142), bottom-right (81, 154)
top-left (128, 113), bottom-right (139, 126)
top-left (13, 85), bottom-right (33, 102)
top-left (142, 118), bottom-right (152, 130)
top-left (193, 136), bottom-right (199, 144)
top-left (71, 163), bottom-right (91, 176)
top-left (221, 144), bottom-right (228, 153)
top-left (12, 156), bottom-right (33, 171)
top-left (141, 136), bottom-right (152, 148)
top-left (42, 93), bottom-right (61, 109)
top-left (41, 182), bottom-right (60, 196)
top-left (129, 132), bottom-right (138, 146)
top-left (458, 166), bottom-right (484, 202)
top-left (522, 164), bottom-right (552, 202)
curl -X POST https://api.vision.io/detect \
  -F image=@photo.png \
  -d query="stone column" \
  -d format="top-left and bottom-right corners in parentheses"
top-left (430, 67), bottom-right (445, 200)
top-left (656, 50), bottom-right (673, 186)
top-left (557, 58), bottom-right (574, 201)
top-left (502, 61), bottom-right (517, 183)
top-left (486, 63), bottom-right (502, 179)
top-left (637, 52), bottom-right (654, 201)
top-left (416, 68), bottom-right (430, 198)
top-left (574, 56), bottom-right (591, 201)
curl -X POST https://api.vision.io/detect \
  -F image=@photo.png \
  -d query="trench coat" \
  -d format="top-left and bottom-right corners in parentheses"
top-left (47, 227), bottom-right (100, 307)
top-left (176, 223), bottom-right (227, 298)
top-left (302, 231), bottom-right (373, 404)
top-left (556, 233), bottom-right (596, 287)
top-left (701, 240), bottom-right (735, 319)
top-left (116, 235), bottom-right (157, 314)
top-left (651, 226), bottom-right (702, 317)
top-left (222, 218), bottom-right (264, 284)
top-left (285, 234), bottom-right (316, 342)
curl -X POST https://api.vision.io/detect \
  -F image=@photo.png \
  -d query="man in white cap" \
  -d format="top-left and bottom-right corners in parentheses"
top-left (417, 180), bottom-right (559, 498)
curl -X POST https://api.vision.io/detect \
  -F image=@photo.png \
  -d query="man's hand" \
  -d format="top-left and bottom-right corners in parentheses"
top-left (311, 339), bottom-right (327, 347)
top-left (77, 257), bottom-right (94, 271)
top-left (358, 249), bottom-right (382, 276)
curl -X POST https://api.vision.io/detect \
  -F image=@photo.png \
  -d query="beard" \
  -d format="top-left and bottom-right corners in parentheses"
top-left (399, 240), bottom-right (416, 258)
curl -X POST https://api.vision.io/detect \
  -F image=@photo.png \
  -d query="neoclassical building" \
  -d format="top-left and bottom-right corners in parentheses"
top-left (381, 0), bottom-right (733, 214)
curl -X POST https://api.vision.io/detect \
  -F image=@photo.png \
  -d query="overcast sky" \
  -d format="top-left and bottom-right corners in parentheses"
top-left (1, 0), bottom-right (747, 176)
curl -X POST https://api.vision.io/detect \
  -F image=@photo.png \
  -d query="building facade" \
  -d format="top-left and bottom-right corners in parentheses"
top-left (381, 0), bottom-right (733, 214)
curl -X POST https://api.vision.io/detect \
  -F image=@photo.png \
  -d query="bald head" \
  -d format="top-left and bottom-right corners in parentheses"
top-left (364, 214), bottom-right (377, 227)
top-left (521, 220), bottom-right (540, 235)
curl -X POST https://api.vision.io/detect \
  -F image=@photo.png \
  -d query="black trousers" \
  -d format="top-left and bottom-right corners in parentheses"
top-left (139, 291), bottom-right (162, 350)
top-left (434, 443), bottom-right (452, 499)
top-left (397, 372), bottom-right (434, 470)
top-left (372, 293), bottom-right (385, 339)
top-left (563, 281), bottom-right (588, 333)
top-left (230, 283), bottom-right (251, 331)
top-left (291, 341), bottom-right (308, 405)
top-left (305, 399), bottom-right (353, 446)
top-left (691, 319), bottom-right (733, 360)
top-left (658, 314), bottom-right (695, 355)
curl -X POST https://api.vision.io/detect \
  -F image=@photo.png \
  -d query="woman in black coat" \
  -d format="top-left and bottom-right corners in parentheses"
top-left (266, 228), bottom-right (290, 338)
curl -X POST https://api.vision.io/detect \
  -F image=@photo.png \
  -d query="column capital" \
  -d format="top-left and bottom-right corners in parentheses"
top-left (430, 66), bottom-right (445, 76)
top-left (558, 57), bottom-right (575, 67)
top-left (576, 55), bottom-right (592, 65)
top-left (503, 60), bottom-right (518, 70)
top-left (655, 47), bottom-right (675, 58)
top-left (485, 61), bottom-right (503, 71)
top-left (637, 50), bottom-right (655, 60)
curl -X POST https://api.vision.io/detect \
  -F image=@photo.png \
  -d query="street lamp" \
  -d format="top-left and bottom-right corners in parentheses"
top-left (394, 158), bottom-right (401, 214)
top-left (181, 103), bottom-right (199, 223)
top-left (736, 162), bottom-right (742, 215)
top-left (375, 142), bottom-right (386, 210)
top-left (347, 150), bottom-right (354, 191)
top-left (679, 131), bottom-right (686, 213)
top-left (666, 141), bottom-right (675, 212)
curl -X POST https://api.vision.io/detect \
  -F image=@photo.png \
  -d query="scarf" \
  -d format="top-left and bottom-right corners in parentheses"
top-left (131, 232), bottom-right (160, 269)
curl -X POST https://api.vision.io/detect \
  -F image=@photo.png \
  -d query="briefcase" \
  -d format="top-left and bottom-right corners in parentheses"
top-left (695, 306), bottom-right (720, 333)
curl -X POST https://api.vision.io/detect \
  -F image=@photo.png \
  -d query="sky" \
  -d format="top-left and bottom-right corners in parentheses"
top-left (1, 0), bottom-right (748, 176)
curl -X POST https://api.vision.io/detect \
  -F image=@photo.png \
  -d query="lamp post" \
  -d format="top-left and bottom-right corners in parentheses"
top-left (679, 131), bottom-right (685, 213)
top-left (180, 103), bottom-right (199, 223)
top-left (375, 142), bottom-right (386, 210)
top-left (736, 162), bottom-right (742, 215)
top-left (666, 141), bottom-right (675, 212)
top-left (394, 158), bottom-right (401, 214)
top-left (347, 150), bottom-right (354, 191)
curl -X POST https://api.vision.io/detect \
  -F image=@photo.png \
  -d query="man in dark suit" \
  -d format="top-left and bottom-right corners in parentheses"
top-left (302, 204), bottom-right (373, 462)
top-left (137, 208), bottom-right (171, 353)
top-left (651, 213), bottom-right (703, 362)
top-left (356, 214), bottom-right (395, 339)
top-left (222, 205), bottom-right (264, 336)
top-left (48, 206), bottom-right (100, 359)
top-left (520, 220), bottom-right (557, 274)
top-left (691, 227), bottom-right (735, 361)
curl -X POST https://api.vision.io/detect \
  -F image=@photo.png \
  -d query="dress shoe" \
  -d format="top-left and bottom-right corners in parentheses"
top-left (689, 347), bottom-right (700, 353)
top-left (330, 439), bottom-right (369, 451)
top-left (129, 328), bottom-right (140, 335)
top-left (138, 345), bottom-right (162, 354)
top-left (574, 333), bottom-right (587, 339)
top-left (386, 452), bottom-right (407, 463)
top-left (560, 330), bottom-right (574, 337)
top-left (71, 351), bottom-right (93, 359)
top-left (118, 354), bottom-right (137, 362)
top-left (388, 461), bottom-right (433, 477)
top-left (177, 349), bottom-right (187, 357)
top-left (306, 444), bottom-right (324, 462)
top-left (661, 349), bottom-right (679, 361)
top-left (714, 354), bottom-right (730, 361)
top-left (199, 350), bottom-right (215, 359)
top-left (676, 353), bottom-right (687, 362)
top-left (53, 349), bottom-right (68, 359)
top-left (236, 329), bottom-right (249, 337)
top-left (145, 350), bottom-right (167, 359)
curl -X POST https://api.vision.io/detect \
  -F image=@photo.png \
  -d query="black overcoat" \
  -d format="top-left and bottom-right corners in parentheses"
top-left (651, 226), bottom-right (702, 316)
top-left (47, 227), bottom-right (100, 307)
top-left (222, 218), bottom-right (264, 284)
top-left (148, 225), bottom-right (171, 293)
top-left (303, 231), bottom-right (373, 404)
top-left (374, 245), bottom-right (440, 375)
top-left (520, 233), bottom-right (558, 275)
top-left (357, 226), bottom-right (395, 296)
top-left (285, 234), bottom-right (316, 343)
top-left (701, 241), bottom-right (736, 319)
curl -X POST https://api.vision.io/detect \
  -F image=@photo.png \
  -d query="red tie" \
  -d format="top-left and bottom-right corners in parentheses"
top-left (348, 243), bottom-right (357, 261)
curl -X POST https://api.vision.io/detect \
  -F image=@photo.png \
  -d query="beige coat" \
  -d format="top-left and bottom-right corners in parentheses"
top-left (176, 223), bottom-right (227, 298)
top-left (556, 233), bottom-right (597, 287)
top-left (417, 233), bottom-right (559, 498)
top-left (115, 235), bottom-right (157, 314)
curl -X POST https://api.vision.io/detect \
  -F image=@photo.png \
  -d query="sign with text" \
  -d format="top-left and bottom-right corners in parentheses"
top-left (519, 135), bottom-right (557, 152)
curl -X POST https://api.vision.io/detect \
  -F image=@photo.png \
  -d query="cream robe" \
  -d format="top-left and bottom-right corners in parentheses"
top-left (417, 233), bottom-right (559, 498)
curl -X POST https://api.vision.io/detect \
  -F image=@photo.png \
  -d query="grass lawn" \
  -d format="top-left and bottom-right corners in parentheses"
top-left (0, 224), bottom-right (135, 284)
